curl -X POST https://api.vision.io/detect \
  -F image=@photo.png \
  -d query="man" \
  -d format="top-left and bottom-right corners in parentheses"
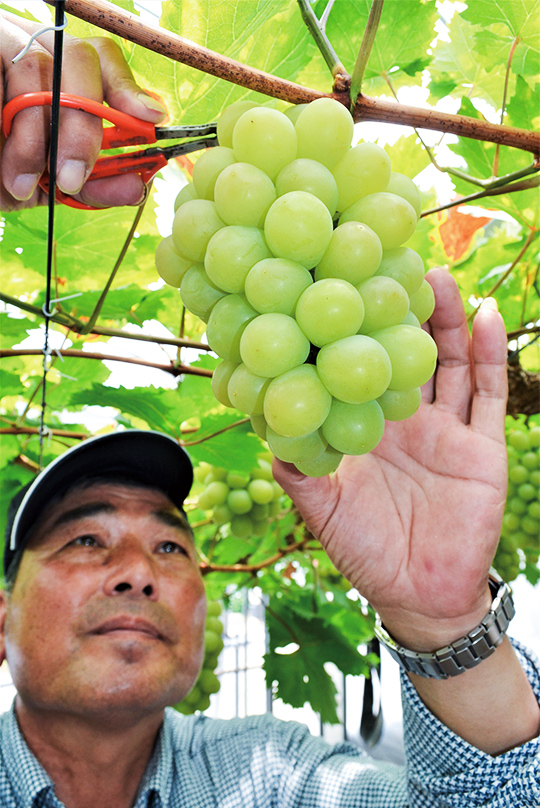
top-left (1, 12), bottom-right (539, 808)
top-left (1, 271), bottom-right (539, 807)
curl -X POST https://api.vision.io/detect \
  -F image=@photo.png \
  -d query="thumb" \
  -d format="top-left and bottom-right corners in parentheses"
top-left (88, 36), bottom-right (167, 122)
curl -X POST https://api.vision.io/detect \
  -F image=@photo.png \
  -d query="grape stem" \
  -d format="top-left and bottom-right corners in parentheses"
top-left (50, 0), bottom-right (540, 156)
top-left (296, 0), bottom-right (349, 91)
top-left (350, 0), bottom-right (384, 108)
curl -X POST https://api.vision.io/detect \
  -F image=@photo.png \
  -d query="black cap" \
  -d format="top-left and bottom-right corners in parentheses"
top-left (4, 430), bottom-right (193, 577)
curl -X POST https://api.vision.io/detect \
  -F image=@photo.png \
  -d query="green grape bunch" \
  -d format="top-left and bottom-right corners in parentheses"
top-left (193, 458), bottom-right (284, 538)
top-left (175, 600), bottom-right (224, 714)
top-left (155, 98), bottom-right (438, 477)
top-left (495, 417), bottom-right (540, 582)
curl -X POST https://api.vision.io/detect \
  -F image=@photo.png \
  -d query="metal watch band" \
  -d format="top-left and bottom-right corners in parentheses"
top-left (374, 571), bottom-right (516, 679)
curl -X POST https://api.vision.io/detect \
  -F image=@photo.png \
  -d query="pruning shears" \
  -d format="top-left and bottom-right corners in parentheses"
top-left (2, 92), bottom-right (217, 210)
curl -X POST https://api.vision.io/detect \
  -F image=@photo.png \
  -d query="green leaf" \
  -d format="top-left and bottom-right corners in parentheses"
top-left (505, 76), bottom-right (540, 130)
top-left (68, 384), bottom-right (184, 436)
top-left (462, 0), bottom-right (540, 78)
top-left (264, 585), bottom-right (372, 723)
top-left (383, 135), bottom-right (431, 181)
top-left (430, 13), bottom-right (513, 108)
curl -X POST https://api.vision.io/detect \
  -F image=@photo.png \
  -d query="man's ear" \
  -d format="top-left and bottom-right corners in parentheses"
top-left (0, 590), bottom-right (7, 666)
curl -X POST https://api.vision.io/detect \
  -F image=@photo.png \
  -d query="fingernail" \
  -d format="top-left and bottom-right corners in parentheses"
top-left (137, 92), bottom-right (167, 114)
top-left (57, 160), bottom-right (87, 194)
top-left (11, 173), bottom-right (40, 201)
top-left (133, 184), bottom-right (150, 206)
top-left (480, 297), bottom-right (498, 312)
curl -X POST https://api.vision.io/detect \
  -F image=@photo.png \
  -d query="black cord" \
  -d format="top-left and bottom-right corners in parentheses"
top-left (39, 0), bottom-right (66, 468)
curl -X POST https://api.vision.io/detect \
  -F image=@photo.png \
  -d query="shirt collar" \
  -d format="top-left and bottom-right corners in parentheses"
top-left (1, 700), bottom-right (57, 808)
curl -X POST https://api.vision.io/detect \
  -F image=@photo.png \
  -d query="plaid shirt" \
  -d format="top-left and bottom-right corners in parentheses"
top-left (0, 640), bottom-right (538, 807)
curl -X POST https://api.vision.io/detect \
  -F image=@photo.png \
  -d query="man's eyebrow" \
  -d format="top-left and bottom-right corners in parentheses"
top-left (49, 502), bottom-right (116, 532)
top-left (153, 509), bottom-right (193, 539)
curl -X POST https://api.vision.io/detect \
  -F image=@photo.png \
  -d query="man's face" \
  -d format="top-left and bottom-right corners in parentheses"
top-left (0, 482), bottom-right (206, 725)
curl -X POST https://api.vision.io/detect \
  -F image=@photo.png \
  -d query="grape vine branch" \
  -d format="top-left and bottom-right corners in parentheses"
top-left (47, 0), bottom-right (540, 157)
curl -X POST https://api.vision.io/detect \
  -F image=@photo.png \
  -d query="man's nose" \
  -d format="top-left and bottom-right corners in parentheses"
top-left (102, 539), bottom-right (158, 599)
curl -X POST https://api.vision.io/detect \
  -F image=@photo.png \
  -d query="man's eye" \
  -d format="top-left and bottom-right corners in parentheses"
top-left (159, 541), bottom-right (188, 556)
top-left (70, 535), bottom-right (99, 548)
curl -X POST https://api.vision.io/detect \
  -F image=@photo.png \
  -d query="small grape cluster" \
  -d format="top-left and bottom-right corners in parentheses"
top-left (156, 98), bottom-right (437, 476)
top-left (495, 419), bottom-right (540, 582)
top-left (175, 600), bottom-right (224, 714)
top-left (194, 458), bottom-right (283, 538)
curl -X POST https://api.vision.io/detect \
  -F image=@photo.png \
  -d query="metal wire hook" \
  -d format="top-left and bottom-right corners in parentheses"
top-left (42, 292), bottom-right (83, 318)
top-left (12, 15), bottom-right (68, 64)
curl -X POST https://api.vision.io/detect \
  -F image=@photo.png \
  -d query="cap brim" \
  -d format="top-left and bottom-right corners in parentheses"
top-left (5, 430), bottom-right (193, 575)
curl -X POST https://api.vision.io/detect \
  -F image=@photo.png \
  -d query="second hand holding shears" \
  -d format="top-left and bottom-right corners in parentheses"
top-left (2, 92), bottom-right (218, 210)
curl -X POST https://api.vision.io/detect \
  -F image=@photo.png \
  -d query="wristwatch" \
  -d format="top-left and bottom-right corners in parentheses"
top-left (374, 570), bottom-right (515, 679)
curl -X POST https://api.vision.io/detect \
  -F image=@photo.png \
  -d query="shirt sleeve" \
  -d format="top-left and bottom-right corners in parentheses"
top-left (401, 638), bottom-right (540, 807)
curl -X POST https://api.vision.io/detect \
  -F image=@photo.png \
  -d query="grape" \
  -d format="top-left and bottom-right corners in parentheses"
top-left (266, 426), bottom-right (328, 464)
top-left (227, 362), bottom-right (270, 415)
top-left (158, 99), bottom-right (438, 477)
top-left (250, 414), bottom-right (267, 440)
top-left (340, 192), bottom-right (417, 250)
top-left (332, 142), bottom-right (391, 211)
top-left (356, 276), bottom-right (410, 334)
top-left (276, 158), bottom-right (339, 216)
top-left (217, 100), bottom-right (259, 147)
top-left (370, 325), bottom-right (437, 391)
top-left (294, 446), bottom-right (343, 477)
top-left (384, 172), bottom-right (422, 218)
top-left (211, 360), bottom-right (238, 408)
top-left (284, 103), bottom-right (308, 124)
top-left (172, 199), bottom-right (225, 262)
top-left (497, 417), bottom-right (540, 581)
top-left (192, 146), bottom-right (236, 200)
top-left (195, 460), bottom-right (285, 535)
top-left (244, 258), bottom-right (313, 316)
top-left (180, 266), bottom-right (226, 322)
top-left (264, 191), bottom-right (333, 268)
top-left (239, 313), bottom-right (310, 378)
top-left (322, 399), bottom-right (385, 455)
top-left (377, 387), bottom-right (422, 421)
top-left (294, 97), bottom-right (353, 169)
top-left (206, 294), bottom-right (257, 362)
top-left (214, 162), bottom-right (277, 227)
top-left (226, 471), bottom-right (250, 488)
top-left (315, 222), bottom-right (382, 285)
top-left (264, 364), bottom-right (332, 438)
top-left (374, 247), bottom-right (424, 296)
top-left (155, 235), bottom-right (195, 287)
top-left (227, 489), bottom-right (253, 515)
top-left (174, 183), bottom-right (198, 212)
top-left (408, 279), bottom-right (435, 324)
top-left (175, 600), bottom-right (224, 714)
top-left (204, 226), bottom-right (270, 293)
top-left (247, 478), bottom-right (275, 504)
top-left (233, 107), bottom-right (297, 180)
top-left (295, 279), bottom-right (365, 348)
top-left (316, 335), bottom-right (392, 404)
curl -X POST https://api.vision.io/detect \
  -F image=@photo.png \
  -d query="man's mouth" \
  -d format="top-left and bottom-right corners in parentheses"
top-left (92, 617), bottom-right (163, 640)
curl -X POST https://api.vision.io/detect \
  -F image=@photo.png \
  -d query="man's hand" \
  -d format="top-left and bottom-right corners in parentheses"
top-left (274, 268), bottom-right (508, 650)
top-left (0, 11), bottom-right (167, 211)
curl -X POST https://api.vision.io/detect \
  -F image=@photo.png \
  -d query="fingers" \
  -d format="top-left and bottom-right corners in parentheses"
top-left (88, 37), bottom-right (167, 122)
top-left (1, 16), bottom-right (165, 212)
top-left (469, 298), bottom-right (508, 443)
top-left (424, 268), bottom-right (473, 421)
top-left (1, 16), bottom-right (53, 205)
